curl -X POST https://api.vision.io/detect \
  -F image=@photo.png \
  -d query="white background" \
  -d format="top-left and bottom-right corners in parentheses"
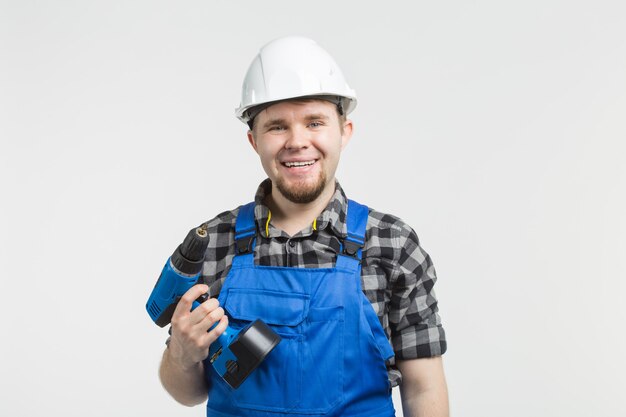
top-left (1, 1), bottom-right (625, 416)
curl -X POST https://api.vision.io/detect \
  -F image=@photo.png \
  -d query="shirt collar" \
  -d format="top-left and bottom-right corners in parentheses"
top-left (253, 178), bottom-right (348, 239)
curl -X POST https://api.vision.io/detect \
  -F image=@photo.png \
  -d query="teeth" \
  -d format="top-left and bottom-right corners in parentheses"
top-left (284, 160), bottom-right (315, 167)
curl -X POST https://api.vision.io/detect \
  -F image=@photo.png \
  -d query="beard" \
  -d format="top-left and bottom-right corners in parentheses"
top-left (274, 171), bottom-right (329, 204)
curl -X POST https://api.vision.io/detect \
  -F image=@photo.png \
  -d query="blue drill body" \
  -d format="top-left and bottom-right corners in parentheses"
top-left (147, 257), bottom-right (239, 377)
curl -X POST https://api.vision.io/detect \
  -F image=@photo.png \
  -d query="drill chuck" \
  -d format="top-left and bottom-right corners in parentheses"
top-left (170, 223), bottom-right (210, 276)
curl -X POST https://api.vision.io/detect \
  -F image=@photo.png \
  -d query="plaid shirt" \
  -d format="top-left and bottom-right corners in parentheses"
top-left (198, 179), bottom-right (446, 386)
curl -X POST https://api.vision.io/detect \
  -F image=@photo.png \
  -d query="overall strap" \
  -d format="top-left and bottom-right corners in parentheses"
top-left (233, 202), bottom-right (256, 265)
top-left (336, 199), bottom-right (369, 270)
top-left (343, 200), bottom-right (395, 361)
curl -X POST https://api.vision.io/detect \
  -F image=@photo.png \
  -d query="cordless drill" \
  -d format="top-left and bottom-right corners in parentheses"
top-left (146, 224), bottom-right (281, 389)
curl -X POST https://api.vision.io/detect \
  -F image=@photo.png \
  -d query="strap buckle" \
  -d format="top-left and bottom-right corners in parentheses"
top-left (236, 235), bottom-right (255, 255)
top-left (341, 234), bottom-right (364, 259)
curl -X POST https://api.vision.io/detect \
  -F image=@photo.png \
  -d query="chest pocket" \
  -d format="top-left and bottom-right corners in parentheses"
top-left (222, 287), bottom-right (344, 414)
top-left (225, 288), bottom-right (309, 331)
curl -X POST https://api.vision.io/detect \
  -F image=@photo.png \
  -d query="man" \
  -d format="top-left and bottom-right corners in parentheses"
top-left (158, 36), bottom-right (448, 417)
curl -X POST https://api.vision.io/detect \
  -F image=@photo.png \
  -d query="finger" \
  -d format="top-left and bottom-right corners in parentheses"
top-left (172, 284), bottom-right (209, 321)
top-left (195, 306), bottom-right (225, 332)
top-left (189, 298), bottom-right (220, 325)
top-left (204, 315), bottom-right (229, 346)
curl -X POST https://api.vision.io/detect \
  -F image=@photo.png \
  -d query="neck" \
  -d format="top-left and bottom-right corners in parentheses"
top-left (265, 181), bottom-right (336, 236)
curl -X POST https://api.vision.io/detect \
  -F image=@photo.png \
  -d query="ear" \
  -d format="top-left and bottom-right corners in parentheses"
top-left (247, 130), bottom-right (258, 153)
top-left (340, 119), bottom-right (353, 151)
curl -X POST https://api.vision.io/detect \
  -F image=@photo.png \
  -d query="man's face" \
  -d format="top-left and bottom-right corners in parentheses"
top-left (247, 99), bottom-right (353, 204)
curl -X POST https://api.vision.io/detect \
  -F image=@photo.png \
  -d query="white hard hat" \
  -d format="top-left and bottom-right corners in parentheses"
top-left (235, 36), bottom-right (357, 125)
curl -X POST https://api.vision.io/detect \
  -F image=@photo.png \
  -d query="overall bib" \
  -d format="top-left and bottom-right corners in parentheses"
top-left (204, 200), bottom-right (396, 417)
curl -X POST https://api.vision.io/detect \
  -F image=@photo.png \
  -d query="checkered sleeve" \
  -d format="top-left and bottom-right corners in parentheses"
top-left (386, 221), bottom-right (447, 360)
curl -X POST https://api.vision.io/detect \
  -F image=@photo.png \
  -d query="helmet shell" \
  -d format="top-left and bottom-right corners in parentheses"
top-left (235, 36), bottom-right (357, 123)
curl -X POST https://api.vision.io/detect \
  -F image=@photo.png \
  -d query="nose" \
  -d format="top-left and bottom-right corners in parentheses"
top-left (284, 125), bottom-right (310, 150)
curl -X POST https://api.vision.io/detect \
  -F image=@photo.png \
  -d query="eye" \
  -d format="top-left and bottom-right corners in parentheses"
top-left (269, 125), bottom-right (285, 132)
top-left (308, 121), bottom-right (323, 128)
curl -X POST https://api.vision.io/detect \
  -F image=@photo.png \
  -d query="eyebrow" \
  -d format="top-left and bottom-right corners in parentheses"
top-left (262, 118), bottom-right (286, 129)
top-left (261, 113), bottom-right (330, 129)
top-left (303, 113), bottom-right (330, 121)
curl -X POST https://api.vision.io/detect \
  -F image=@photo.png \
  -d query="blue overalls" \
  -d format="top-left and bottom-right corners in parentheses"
top-left (204, 200), bottom-right (396, 417)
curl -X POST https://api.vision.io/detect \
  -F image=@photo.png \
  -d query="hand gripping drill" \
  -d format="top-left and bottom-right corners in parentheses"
top-left (146, 224), bottom-right (281, 388)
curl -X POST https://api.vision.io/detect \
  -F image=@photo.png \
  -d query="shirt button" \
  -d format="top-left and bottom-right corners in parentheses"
top-left (288, 240), bottom-right (295, 247)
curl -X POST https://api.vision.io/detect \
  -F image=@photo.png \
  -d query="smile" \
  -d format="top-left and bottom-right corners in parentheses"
top-left (282, 160), bottom-right (316, 168)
